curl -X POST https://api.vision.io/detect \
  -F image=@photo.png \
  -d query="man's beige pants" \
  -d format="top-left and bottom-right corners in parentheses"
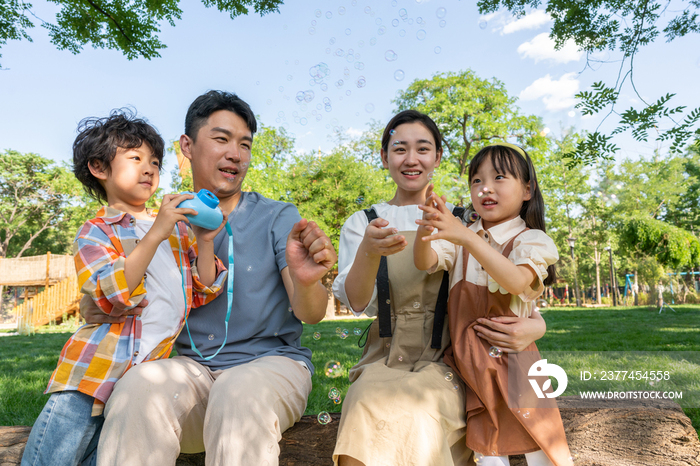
top-left (97, 355), bottom-right (312, 466)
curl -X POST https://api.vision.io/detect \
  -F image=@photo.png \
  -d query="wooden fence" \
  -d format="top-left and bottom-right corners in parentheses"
top-left (0, 253), bottom-right (74, 287)
top-left (15, 275), bottom-right (81, 333)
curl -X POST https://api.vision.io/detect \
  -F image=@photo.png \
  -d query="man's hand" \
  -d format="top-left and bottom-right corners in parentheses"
top-left (286, 219), bottom-right (337, 287)
top-left (79, 295), bottom-right (142, 324)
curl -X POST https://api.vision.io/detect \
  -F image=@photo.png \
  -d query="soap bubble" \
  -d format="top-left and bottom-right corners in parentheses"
top-left (315, 9), bottom-right (322, 17)
top-left (338, 6), bottom-right (346, 15)
top-left (346, 90), bottom-right (351, 96)
top-left (385, 50), bottom-right (398, 61)
top-left (394, 69), bottom-right (405, 81)
top-left (364, 6), bottom-right (371, 14)
top-left (353, 327), bottom-right (362, 335)
top-left (328, 387), bottom-right (341, 399)
top-left (317, 411), bottom-right (332, 424)
top-left (354, 62), bottom-right (365, 70)
top-left (321, 83), bottom-right (328, 91)
top-left (286, 75), bottom-right (293, 81)
top-left (370, 37), bottom-right (377, 45)
top-left (278, 86), bottom-right (284, 92)
top-left (378, 26), bottom-right (386, 35)
top-left (333, 395), bottom-right (342, 404)
top-left (399, 8), bottom-right (407, 19)
top-left (365, 103), bottom-right (375, 113)
top-left (399, 29), bottom-right (406, 37)
top-left (434, 46), bottom-right (442, 54)
top-left (336, 79), bottom-right (344, 88)
top-left (324, 361), bottom-right (343, 378)
top-left (311, 20), bottom-right (316, 26)
top-left (356, 77), bottom-right (367, 87)
top-left (335, 327), bottom-right (342, 334)
top-left (439, 20), bottom-right (446, 27)
top-left (417, 16), bottom-right (423, 24)
top-left (309, 63), bottom-right (331, 83)
top-left (309, 27), bottom-right (316, 35)
top-left (335, 48), bottom-right (345, 57)
top-left (568, 110), bottom-right (576, 117)
top-left (445, 372), bottom-right (454, 381)
top-left (416, 29), bottom-right (426, 40)
top-left (398, 355), bottom-right (403, 361)
top-left (345, 28), bottom-right (352, 35)
top-left (522, 411), bottom-right (530, 418)
top-left (376, 420), bottom-right (386, 430)
top-left (313, 332), bottom-right (321, 340)
top-left (489, 346), bottom-right (503, 358)
top-left (300, 118), bottom-right (308, 126)
top-left (329, 37), bottom-right (336, 45)
top-left (208, 334), bottom-right (214, 341)
top-left (325, 11), bottom-right (332, 19)
top-left (356, 196), bottom-right (365, 204)
top-left (479, 20), bottom-right (487, 29)
top-left (392, 19), bottom-right (399, 27)
top-left (174, 393), bottom-right (179, 399)
top-left (389, 129), bottom-right (396, 135)
top-left (436, 7), bottom-right (447, 18)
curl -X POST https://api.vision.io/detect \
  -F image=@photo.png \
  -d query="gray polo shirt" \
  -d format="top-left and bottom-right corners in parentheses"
top-left (175, 191), bottom-right (313, 374)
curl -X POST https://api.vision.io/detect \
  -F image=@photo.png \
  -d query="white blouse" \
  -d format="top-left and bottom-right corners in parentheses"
top-left (332, 203), bottom-right (454, 317)
top-left (446, 216), bottom-right (559, 318)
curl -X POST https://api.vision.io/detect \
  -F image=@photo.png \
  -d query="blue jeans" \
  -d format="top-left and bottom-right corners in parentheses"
top-left (21, 391), bottom-right (102, 466)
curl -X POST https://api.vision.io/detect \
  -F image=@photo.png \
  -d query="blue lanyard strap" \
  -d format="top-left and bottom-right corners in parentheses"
top-left (178, 221), bottom-right (234, 361)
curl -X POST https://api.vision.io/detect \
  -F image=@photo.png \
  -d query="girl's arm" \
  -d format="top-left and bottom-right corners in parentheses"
top-left (345, 217), bottom-right (407, 312)
top-left (474, 309), bottom-right (547, 353)
top-left (417, 196), bottom-right (537, 296)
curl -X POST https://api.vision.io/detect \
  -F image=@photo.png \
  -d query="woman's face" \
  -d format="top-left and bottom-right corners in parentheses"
top-left (381, 122), bottom-right (442, 197)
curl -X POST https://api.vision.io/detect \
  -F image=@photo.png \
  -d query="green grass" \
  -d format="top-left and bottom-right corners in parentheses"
top-left (2, 306), bottom-right (699, 435)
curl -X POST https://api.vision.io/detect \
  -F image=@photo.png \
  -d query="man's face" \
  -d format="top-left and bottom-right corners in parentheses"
top-left (181, 110), bottom-right (253, 201)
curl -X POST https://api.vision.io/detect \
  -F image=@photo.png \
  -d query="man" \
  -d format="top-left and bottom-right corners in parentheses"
top-left (87, 90), bottom-right (337, 465)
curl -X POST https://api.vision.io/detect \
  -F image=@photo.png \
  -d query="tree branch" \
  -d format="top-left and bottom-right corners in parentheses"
top-left (82, 0), bottom-right (133, 44)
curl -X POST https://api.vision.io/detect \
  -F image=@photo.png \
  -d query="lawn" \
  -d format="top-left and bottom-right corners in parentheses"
top-left (1, 305), bottom-right (699, 435)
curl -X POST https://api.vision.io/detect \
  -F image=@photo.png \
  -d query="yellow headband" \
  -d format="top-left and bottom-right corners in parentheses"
top-left (488, 142), bottom-right (526, 158)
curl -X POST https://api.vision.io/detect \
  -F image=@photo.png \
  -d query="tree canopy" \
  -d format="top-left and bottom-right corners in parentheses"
top-left (0, 0), bottom-right (282, 66)
top-left (478, 0), bottom-right (700, 164)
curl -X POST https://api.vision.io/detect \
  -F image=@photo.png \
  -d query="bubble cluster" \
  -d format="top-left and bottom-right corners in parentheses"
top-left (295, 90), bottom-right (315, 104)
top-left (317, 411), bottom-right (332, 425)
top-left (324, 360), bottom-right (343, 378)
top-left (489, 346), bottom-right (503, 358)
top-left (313, 331), bottom-right (321, 340)
top-left (309, 63), bottom-right (331, 83)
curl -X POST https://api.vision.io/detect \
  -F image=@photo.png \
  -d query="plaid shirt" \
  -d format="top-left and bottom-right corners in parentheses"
top-left (45, 206), bottom-right (227, 415)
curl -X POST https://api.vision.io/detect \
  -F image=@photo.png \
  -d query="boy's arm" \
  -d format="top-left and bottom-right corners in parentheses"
top-left (190, 213), bottom-right (228, 287)
top-left (186, 223), bottom-right (228, 309)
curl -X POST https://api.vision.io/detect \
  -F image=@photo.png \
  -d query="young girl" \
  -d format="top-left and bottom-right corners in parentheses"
top-left (414, 143), bottom-right (572, 466)
top-left (332, 112), bottom-right (550, 466)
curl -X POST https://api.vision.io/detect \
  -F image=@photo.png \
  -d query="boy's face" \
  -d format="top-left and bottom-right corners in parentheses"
top-left (180, 110), bottom-right (253, 209)
top-left (92, 143), bottom-right (160, 209)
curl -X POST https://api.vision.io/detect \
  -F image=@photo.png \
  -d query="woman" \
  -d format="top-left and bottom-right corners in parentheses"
top-left (332, 110), bottom-right (548, 466)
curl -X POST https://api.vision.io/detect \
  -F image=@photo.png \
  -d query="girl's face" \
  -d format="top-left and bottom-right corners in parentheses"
top-left (381, 122), bottom-right (442, 204)
top-left (470, 154), bottom-right (531, 229)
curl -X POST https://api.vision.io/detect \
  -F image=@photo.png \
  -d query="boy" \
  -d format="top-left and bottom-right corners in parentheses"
top-left (21, 110), bottom-right (227, 466)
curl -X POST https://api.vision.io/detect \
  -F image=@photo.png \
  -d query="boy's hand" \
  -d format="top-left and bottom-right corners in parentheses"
top-left (416, 195), bottom-right (470, 246)
top-left (361, 217), bottom-right (407, 257)
top-left (191, 211), bottom-right (228, 243)
top-left (150, 193), bottom-right (198, 242)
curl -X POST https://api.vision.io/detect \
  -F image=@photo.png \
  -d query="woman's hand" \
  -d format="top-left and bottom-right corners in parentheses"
top-left (359, 217), bottom-right (407, 257)
top-left (473, 309), bottom-right (546, 353)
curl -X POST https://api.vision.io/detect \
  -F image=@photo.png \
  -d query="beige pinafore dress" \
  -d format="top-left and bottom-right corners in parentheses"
top-left (333, 231), bottom-right (473, 466)
top-left (444, 232), bottom-right (572, 465)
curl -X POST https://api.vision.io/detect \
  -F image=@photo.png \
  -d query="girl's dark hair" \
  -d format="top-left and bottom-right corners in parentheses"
top-left (380, 110), bottom-right (442, 154)
top-left (468, 145), bottom-right (556, 286)
top-left (72, 108), bottom-right (164, 204)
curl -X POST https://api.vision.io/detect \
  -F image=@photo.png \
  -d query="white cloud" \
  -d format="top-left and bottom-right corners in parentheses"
top-left (502, 10), bottom-right (552, 34)
top-left (517, 33), bottom-right (583, 63)
top-left (346, 127), bottom-right (363, 138)
top-left (519, 73), bottom-right (580, 111)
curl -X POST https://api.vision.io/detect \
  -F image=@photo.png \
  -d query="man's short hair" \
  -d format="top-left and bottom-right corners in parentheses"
top-left (72, 108), bottom-right (164, 204)
top-left (185, 90), bottom-right (258, 140)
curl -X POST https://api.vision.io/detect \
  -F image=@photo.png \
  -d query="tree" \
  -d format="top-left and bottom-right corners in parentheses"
top-left (394, 70), bottom-right (546, 177)
top-left (243, 123), bottom-right (296, 200)
top-left (619, 216), bottom-right (700, 270)
top-left (0, 0), bottom-right (282, 66)
top-left (478, 0), bottom-right (700, 164)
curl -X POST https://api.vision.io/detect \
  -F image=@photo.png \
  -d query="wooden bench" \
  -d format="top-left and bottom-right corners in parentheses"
top-left (2, 397), bottom-right (699, 465)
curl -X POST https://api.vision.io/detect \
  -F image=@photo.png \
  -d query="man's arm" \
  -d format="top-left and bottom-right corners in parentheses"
top-left (282, 219), bottom-right (337, 324)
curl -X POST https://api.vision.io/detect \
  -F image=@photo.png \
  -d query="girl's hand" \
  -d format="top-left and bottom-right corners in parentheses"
top-left (360, 217), bottom-right (407, 257)
top-left (416, 194), bottom-right (470, 246)
top-left (473, 310), bottom-right (547, 353)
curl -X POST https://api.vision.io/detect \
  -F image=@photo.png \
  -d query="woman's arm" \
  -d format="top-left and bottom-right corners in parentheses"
top-left (473, 309), bottom-right (547, 353)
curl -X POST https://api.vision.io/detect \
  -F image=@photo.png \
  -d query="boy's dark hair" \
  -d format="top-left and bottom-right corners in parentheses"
top-left (185, 90), bottom-right (257, 140)
top-left (468, 145), bottom-right (557, 286)
top-left (380, 110), bottom-right (442, 154)
top-left (72, 109), bottom-right (164, 204)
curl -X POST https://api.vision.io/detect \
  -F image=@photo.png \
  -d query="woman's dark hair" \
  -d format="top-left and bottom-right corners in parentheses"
top-left (72, 108), bottom-right (164, 204)
top-left (468, 144), bottom-right (556, 286)
top-left (185, 90), bottom-right (257, 140)
top-left (380, 110), bottom-right (442, 154)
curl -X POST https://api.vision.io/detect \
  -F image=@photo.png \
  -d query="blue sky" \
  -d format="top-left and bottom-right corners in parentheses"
top-left (1, 0), bottom-right (698, 189)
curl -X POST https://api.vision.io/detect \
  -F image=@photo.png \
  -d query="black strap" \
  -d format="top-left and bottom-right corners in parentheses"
top-left (364, 208), bottom-right (392, 338)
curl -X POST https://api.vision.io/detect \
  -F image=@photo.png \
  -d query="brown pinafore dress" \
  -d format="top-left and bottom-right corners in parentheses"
top-left (443, 232), bottom-right (572, 465)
